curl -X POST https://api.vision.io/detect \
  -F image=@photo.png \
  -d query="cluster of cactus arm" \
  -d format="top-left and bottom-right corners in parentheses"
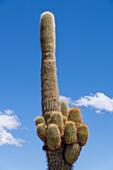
top-left (35, 101), bottom-right (88, 165)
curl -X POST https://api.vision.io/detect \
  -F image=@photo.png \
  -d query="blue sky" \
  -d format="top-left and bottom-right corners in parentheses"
top-left (0, 0), bottom-right (113, 170)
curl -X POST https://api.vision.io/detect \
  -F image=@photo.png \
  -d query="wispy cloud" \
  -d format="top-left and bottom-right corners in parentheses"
top-left (59, 95), bottom-right (72, 104)
top-left (0, 110), bottom-right (25, 146)
top-left (60, 92), bottom-right (113, 113)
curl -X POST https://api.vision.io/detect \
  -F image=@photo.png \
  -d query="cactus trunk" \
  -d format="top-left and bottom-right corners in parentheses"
top-left (47, 146), bottom-right (72, 170)
top-left (40, 12), bottom-right (60, 116)
top-left (40, 12), bottom-right (72, 170)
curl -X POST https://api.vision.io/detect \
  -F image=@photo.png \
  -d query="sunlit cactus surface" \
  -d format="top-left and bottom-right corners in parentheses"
top-left (35, 11), bottom-right (89, 170)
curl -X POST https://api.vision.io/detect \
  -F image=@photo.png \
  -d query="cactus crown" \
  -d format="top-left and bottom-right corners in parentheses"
top-left (40, 11), bottom-right (55, 58)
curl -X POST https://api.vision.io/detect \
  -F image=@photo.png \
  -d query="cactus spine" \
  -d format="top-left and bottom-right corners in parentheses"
top-left (35, 11), bottom-right (89, 170)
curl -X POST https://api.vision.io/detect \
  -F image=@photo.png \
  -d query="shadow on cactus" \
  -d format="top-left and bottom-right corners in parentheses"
top-left (35, 11), bottom-right (89, 170)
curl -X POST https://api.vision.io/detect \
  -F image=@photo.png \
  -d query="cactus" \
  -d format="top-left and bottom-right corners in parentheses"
top-left (50, 111), bottom-right (63, 133)
top-left (61, 100), bottom-right (69, 117)
top-left (35, 116), bottom-right (45, 126)
top-left (44, 112), bottom-right (51, 125)
top-left (47, 124), bottom-right (61, 150)
top-left (40, 12), bottom-right (60, 115)
top-left (37, 123), bottom-right (47, 142)
top-left (65, 143), bottom-right (81, 164)
top-left (64, 121), bottom-right (77, 144)
top-left (35, 11), bottom-right (89, 170)
top-left (77, 124), bottom-right (89, 146)
top-left (68, 107), bottom-right (82, 125)
top-left (63, 115), bottom-right (67, 125)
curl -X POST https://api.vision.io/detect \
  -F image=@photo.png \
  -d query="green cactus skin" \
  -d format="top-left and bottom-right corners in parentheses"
top-left (35, 116), bottom-right (45, 126)
top-left (44, 112), bottom-right (51, 125)
top-left (50, 111), bottom-right (63, 133)
top-left (40, 12), bottom-right (55, 57)
top-left (36, 11), bottom-right (89, 170)
top-left (64, 121), bottom-right (77, 144)
top-left (40, 11), bottom-right (60, 116)
top-left (68, 107), bottom-right (82, 125)
top-left (65, 143), bottom-right (81, 164)
top-left (61, 100), bottom-right (69, 117)
top-left (47, 124), bottom-right (61, 150)
top-left (77, 124), bottom-right (89, 146)
top-left (63, 115), bottom-right (67, 125)
top-left (40, 11), bottom-right (72, 169)
top-left (37, 123), bottom-right (47, 142)
top-left (47, 146), bottom-right (72, 170)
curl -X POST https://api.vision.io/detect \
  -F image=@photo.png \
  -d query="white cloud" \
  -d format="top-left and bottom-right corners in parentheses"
top-left (60, 92), bottom-right (113, 113)
top-left (59, 95), bottom-right (71, 104)
top-left (0, 110), bottom-right (25, 146)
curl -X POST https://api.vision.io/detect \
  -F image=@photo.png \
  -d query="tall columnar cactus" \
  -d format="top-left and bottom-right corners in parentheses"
top-left (35, 11), bottom-right (89, 170)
